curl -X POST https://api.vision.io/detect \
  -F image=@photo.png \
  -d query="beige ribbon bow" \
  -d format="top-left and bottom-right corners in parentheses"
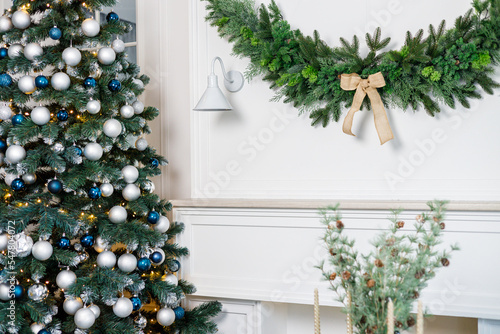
top-left (340, 72), bottom-right (394, 145)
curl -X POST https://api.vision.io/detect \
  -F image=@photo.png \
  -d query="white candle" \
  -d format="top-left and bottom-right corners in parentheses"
top-left (346, 291), bottom-right (353, 334)
top-left (416, 300), bottom-right (424, 334)
top-left (387, 299), bottom-right (394, 334)
top-left (314, 288), bottom-right (321, 334)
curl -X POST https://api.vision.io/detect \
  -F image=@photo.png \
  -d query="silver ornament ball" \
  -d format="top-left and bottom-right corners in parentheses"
top-left (133, 79), bottom-right (144, 89)
top-left (22, 173), bottom-right (37, 184)
top-left (113, 297), bottom-right (133, 318)
top-left (5, 173), bottom-right (18, 187)
top-left (94, 236), bottom-right (109, 253)
top-left (157, 307), bottom-right (175, 326)
top-left (6, 145), bottom-right (26, 164)
top-left (121, 165), bottom-right (139, 184)
top-left (84, 143), bottom-right (103, 161)
top-left (62, 47), bottom-right (81, 66)
top-left (86, 100), bottom-right (101, 114)
top-left (133, 101), bottom-right (144, 114)
top-left (24, 43), bottom-right (43, 61)
top-left (32, 240), bottom-right (53, 261)
top-left (81, 18), bottom-right (100, 37)
top-left (103, 119), bottom-right (122, 138)
top-left (117, 253), bottom-right (137, 273)
top-left (100, 183), bottom-right (114, 197)
top-left (0, 233), bottom-right (8, 251)
top-left (109, 205), bottom-right (127, 224)
top-left (120, 105), bottom-right (134, 119)
top-left (154, 215), bottom-right (170, 234)
top-left (31, 106), bottom-right (51, 125)
top-left (97, 250), bottom-right (116, 268)
top-left (56, 270), bottom-right (77, 289)
top-left (0, 16), bottom-right (13, 32)
top-left (8, 44), bottom-right (23, 59)
top-left (135, 138), bottom-right (148, 151)
top-left (88, 304), bottom-right (101, 318)
top-left (28, 283), bottom-right (48, 301)
top-left (112, 39), bottom-right (125, 53)
top-left (30, 323), bottom-right (44, 333)
top-left (12, 10), bottom-right (31, 29)
top-left (18, 75), bottom-right (36, 94)
top-left (0, 283), bottom-right (11, 301)
top-left (162, 273), bottom-right (178, 286)
top-left (63, 297), bottom-right (83, 315)
top-left (0, 105), bottom-right (13, 120)
top-left (74, 307), bottom-right (96, 329)
top-left (122, 184), bottom-right (141, 201)
top-left (51, 72), bottom-right (71, 91)
top-left (98, 47), bottom-right (116, 65)
top-left (135, 314), bottom-right (147, 329)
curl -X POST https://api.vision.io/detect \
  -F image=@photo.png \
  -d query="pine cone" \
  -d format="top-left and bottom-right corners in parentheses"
top-left (433, 216), bottom-right (441, 222)
top-left (416, 214), bottom-right (425, 223)
top-left (329, 248), bottom-right (336, 256)
top-left (391, 248), bottom-right (399, 257)
top-left (367, 279), bottom-right (376, 288)
top-left (336, 220), bottom-right (344, 229)
top-left (415, 269), bottom-right (425, 279)
top-left (386, 237), bottom-right (395, 246)
top-left (407, 316), bottom-right (416, 327)
top-left (397, 221), bottom-right (405, 228)
top-left (395, 321), bottom-right (403, 328)
top-left (342, 271), bottom-right (351, 280)
top-left (329, 273), bottom-right (337, 281)
top-left (440, 222), bottom-right (446, 229)
top-left (375, 259), bottom-right (384, 268)
top-left (455, 60), bottom-right (461, 65)
top-left (412, 291), bottom-right (420, 299)
top-left (441, 258), bottom-right (450, 267)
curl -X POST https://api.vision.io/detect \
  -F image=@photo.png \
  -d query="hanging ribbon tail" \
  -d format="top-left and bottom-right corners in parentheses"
top-left (342, 86), bottom-right (366, 137)
top-left (366, 86), bottom-right (394, 145)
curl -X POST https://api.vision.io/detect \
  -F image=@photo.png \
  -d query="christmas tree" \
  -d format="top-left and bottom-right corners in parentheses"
top-left (0, 1), bottom-right (220, 333)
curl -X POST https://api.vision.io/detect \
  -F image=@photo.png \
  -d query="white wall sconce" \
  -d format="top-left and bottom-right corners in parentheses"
top-left (194, 56), bottom-right (244, 111)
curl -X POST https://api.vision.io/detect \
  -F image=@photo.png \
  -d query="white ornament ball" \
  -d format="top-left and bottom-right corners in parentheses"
top-left (22, 173), bottom-right (37, 185)
top-left (121, 165), bottom-right (139, 184)
top-left (135, 138), bottom-right (148, 151)
top-left (81, 18), bottom-right (100, 37)
top-left (117, 253), bottom-right (137, 273)
top-left (6, 145), bottom-right (26, 164)
top-left (109, 206), bottom-right (127, 224)
top-left (51, 72), bottom-right (71, 91)
top-left (63, 297), bottom-right (83, 315)
top-left (97, 250), bottom-right (116, 268)
top-left (30, 323), bottom-right (44, 334)
top-left (156, 307), bottom-right (175, 326)
top-left (74, 307), bottom-right (96, 329)
top-left (32, 240), bottom-right (53, 261)
top-left (0, 283), bottom-right (11, 301)
top-left (5, 173), bottom-right (17, 186)
top-left (0, 16), bottom-right (13, 32)
top-left (0, 233), bottom-right (8, 251)
top-left (154, 215), bottom-right (170, 234)
top-left (122, 184), bottom-right (141, 201)
top-left (113, 297), bottom-right (133, 318)
top-left (93, 236), bottom-right (109, 253)
top-left (8, 44), bottom-right (23, 59)
top-left (0, 105), bottom-right (13, 120)
top-left (133, 79), bottom-right (144, 89)
top-left (132, 101), bottom-right (144, 114)
top-left (112, 39), bottom-right (125, 53)
top-left (12, 10), bottom-right (31, 29)
top-left (120, 105), bottom-right (134, 119)
top-left (24, 43), bottom-right (43, 61)
top-left (56, 270), bottom-right (77, 289)
top-left (62, 47), bottom-right (81, 66)
top-left (31, 106), bottom-right (51, 125)
top-left (98, 47), bottom-right (116, 65)
top-left (100, 183), bottom-right (114, 197)
top-left (84, 143), bottom-right (103, 161)
top-left (103, 119), bottom-right (122, 138)
top-left (152, 248), bottom-right (165, 266)
top-left (18, 75), bottom-right (36, 94)
top-left (88, 304), bottom-right (101, 318)
top-left (86, 100), bottom-right (101, 114)
top-left (162, 273), bottom-right (178, 286)
top-left (12, 233), bottom-right (33, 257)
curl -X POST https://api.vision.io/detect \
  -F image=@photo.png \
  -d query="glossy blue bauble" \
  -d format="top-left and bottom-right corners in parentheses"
top-left (108, 79), bottom-right (121, 92)
top-left (169, 259), bottom-right (180, 273)
top-left (147, 211), bottom-right (160, 224)
top-left (56, 110), bottom-right (68, 121)
top-left (47, 179), bottom-right (63, 194)
top-left (80, 234), bottom-right (94, 247)
top-left (74, 146), bottom-right (83, 156)
top-left (137, 258), bottom-right (151, 271)
top-left (49, 27), bottom-right (62, 40)
top-left (88, 186), bottom-right (102, 199)
top-left (13, 285), bottom-right (24, 299)
top-left (38, 329), bottom-right (50, 334)
top-left (11, 114), bottom-right (25, 126)
top-left (57, 236), bottom-right (71, 249)
top-left (106, 12), bottom-right (119, 22)
top-left (0, 139), bottom-right (7, 153)
top-left (35, 75), bottom-right (49, 89)
top-left (173, 307), bottom-right (185, 320)
top-left (11, 178), bottom-right (25, 191)
top-left (0, 48), bottom-right (7, 59)
top-left (149, 251), bottom-right (163, 264)
top-left (0, 73), bottom-right (13, 87)
top-left (84, 77), bottom-right (97, 88)
top-left (150, 158), bottom-right (159, 168)
top-left (130, 296), bottom-right (142, 311)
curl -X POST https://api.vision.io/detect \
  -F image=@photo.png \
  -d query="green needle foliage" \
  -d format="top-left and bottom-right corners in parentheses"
top-left (204, 0), bottom-right (500, 127)
top-left (0, 0), bottom-right (220, 333)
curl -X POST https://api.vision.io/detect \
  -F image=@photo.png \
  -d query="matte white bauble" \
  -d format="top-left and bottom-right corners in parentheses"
top-left (98, 47), bottom-right (116, 65)
top-left (22, 173), bottom-right (37, 185)
top-left (51, 72), bottom-right (71, 91)
top-left (12, 10), bottom-right (31, 29)
top-left (5, 173), bottom-right (17, 186)
top-left (135, 138), bottom-right (148, 151)
top-left (63, 297), bottom-right (83, 315)
top-left (6, 145), bottom-right (26, 164)
top-left (121, 165), bottom-right (139, 184)
top-left (154, 215), bottom-right (170, 234)
top-left (100, 183), bottom-right (114, 197)
top-left (30, 323), bottom-right (44, 334)
top-left (112, 38), bottom-right (125, 53)
top-left (117, 253), bottom-right (137, 273)
top-left (133, 78), bottom-right (144, 89)
top-left (132, 101), bottom-right (144, 114)
top-left (88, 304), bottom-right (101, 318)
top-left (113, 297), bottom-right (133, 318)
top-left (151, 248), bottom-right (165, 266)
top-left (31, 106), bottom-right (51, 125)
top-left (0, 233), bottom-right (8, 251)
top-left (86, 99), bottom-right (101, 114)
top-left (120, 105), bottom-right (134, 119)
top-left (162, 273), bottom-right (178, 286)
top-left (0, 105), bottom-right (12, 120)
top-left (56, 270), bottom-right (77, 289)
top-left (84, 143), bottom-right (103, 161)
top-left (62, 47), bottom-right (81, 66)
top-left (32, 240), bottom-right (53, 261)
top-left (18, 75), bottom-right (36, 94)
top-left (97, 250), bottom-right (116, 268)
top-left (103, 119), bottom-right (122, 138)
top-left (74, 307), bottom-right (96, 329)
top-left (24, 43), bottom-right (43, 61)
top-left (108, 206), bottom-right (127, 224)
top-left (156, 307), bottom-right (175, 326)
top-left (81, 18), bottom-right (100, 37)
top-left (0, 16), bottom-right (13, 32)
top-left (8, 44), bottom-right (23, 59)
top-left (93, 236), bottom-right (109, 253)
top-left (0, 283), bottom-right (11, 301)
top-left (122, 184), bottom-right (141, 201)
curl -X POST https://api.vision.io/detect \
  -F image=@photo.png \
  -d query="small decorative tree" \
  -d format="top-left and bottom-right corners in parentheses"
top-left (318, 200), bottom-right (458, 334)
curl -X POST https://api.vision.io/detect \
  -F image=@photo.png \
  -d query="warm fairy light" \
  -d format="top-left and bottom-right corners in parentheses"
top-left (81, 212), bottom-right (85, 216)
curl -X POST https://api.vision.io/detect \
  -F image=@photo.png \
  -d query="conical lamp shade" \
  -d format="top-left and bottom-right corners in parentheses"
top-left (194, 74), bottom-right (233, 111)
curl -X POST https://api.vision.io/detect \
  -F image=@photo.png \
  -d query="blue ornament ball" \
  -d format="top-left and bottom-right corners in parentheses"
top-left (137, 258), bottom-right (151, 271)
top-left (11, 178), bottom-right (25, 191)
top-left (11, 114), bottom-right (25, 126)
top-left (108, 79), bottom-right (121, 92)
top-left (106, 12), bottom-right (119, 22)
top-left (0, 139), bottom-right (7, 153)
top-left (149, 251), bottom-right (163, 264)
top-left (173, 307), bottom-right (185, 320)
top-left (150, 158), bottom-right (159, 168)
top-left (49, 26), bottom-right (62, 40)
top-left (56, 110), bottom-right (68, 121)
top-left (38, 329), bottom-right (50, 334)
top-left (84, 77), bottom-right (97, 88)
top-left (0, 48), bottom-right (7, 59)
top-left (80, 234), bottom-right (94, 247)
top-left (14, 285), bottom-right (24, 299)
top-left (169, 259), bottom-right (180, 273)
top-left (130, 296), bottom-right (142, 311)
top-left (47, 179), bottom-right (63, 194)
top-left (147, 211), bottom-right (160, 224)
top-left (0, 73), bottom-right (13, 87)
top-left (57, 236), bottom-right (71, 249)
top-left (88, 186), bottom-right (102, 199)
top-left (35, 75), bottom-right (49, 89)
top-left (73, 146), bottom-right (83, 156)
